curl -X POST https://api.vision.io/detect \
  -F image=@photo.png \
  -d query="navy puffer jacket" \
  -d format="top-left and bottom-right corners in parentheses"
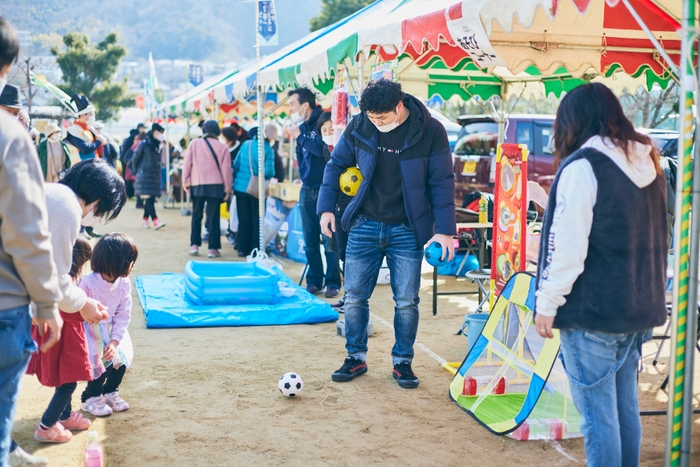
top-left (317, 94), bottom-right (456, 245)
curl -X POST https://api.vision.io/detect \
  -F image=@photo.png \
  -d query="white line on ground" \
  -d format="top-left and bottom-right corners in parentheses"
top-left (549, 440), bottom-right (578, 463)
top-left (370, 313), bottom-right (447, 366)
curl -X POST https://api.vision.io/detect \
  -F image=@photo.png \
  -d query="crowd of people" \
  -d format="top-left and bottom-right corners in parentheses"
top-left (0, 7), bottom-right (673, 466)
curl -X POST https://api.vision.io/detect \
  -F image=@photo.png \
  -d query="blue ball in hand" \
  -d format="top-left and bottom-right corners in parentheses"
top-left (424, 242), bottom-right (448, 267)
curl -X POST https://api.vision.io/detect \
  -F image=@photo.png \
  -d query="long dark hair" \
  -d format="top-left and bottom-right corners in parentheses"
top-left (552, 83), bottom-right (660, 173)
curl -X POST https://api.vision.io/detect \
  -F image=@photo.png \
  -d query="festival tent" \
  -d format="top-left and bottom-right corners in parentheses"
top-left (448, 272), bottom-right (582, 440)
top-left (250, 0), bottom-right (678, 97)
top-left (160, 0), bottom-right (667, 116)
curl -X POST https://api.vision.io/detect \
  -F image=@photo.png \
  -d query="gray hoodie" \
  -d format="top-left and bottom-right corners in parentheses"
top-left (0, 110), bottom-right (61, 319)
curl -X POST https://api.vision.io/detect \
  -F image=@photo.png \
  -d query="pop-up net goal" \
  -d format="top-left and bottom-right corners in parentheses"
top-left (449, 272), bottom-right (583, 440)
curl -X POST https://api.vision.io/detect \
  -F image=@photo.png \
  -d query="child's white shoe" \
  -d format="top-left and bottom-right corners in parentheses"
top-left (103, 391), bottom-right (129, 412)
top-left (81, 396), bottom-right (113, 417)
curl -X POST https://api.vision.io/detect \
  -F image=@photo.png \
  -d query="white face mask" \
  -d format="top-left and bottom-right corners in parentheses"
top-left (49, 133), bottom-right (61, 143)
top-left (81, 210), bottom-right (102, 227)
top-left (155, 132), bottom-right (165, 142)
top-left (87, 115), bottom-right (96, 125)
top-left (322, 135), bottom-right (335, 147)
top-left (291, 106), bottom-right (306, 124)
top-left (374, 108), bottom-right (400, 133)
top-left (0, 76), bottom-right (6, 96)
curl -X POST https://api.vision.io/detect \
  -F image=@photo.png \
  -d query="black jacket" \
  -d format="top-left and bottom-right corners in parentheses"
top-left (133, 134), bottom-right (162, 197)
top-left (317, 93), bottom-right (456, 245)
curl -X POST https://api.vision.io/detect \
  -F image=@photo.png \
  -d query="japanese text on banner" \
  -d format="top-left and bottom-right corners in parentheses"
top-left (258, 0), bottom-right (279, 47)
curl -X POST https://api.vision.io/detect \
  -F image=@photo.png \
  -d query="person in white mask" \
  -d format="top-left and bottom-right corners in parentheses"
top-left (64, 94), bottom-right (107, 161)
top-left (37, 123), bottom-right (71, 183)
top-left (287, 87), bottom-right (342, 299)
top-left (318, 79), bottom-right (456, 389)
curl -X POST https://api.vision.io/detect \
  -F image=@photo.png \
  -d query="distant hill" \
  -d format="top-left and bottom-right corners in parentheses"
top-left (0, 0), bottom-right (321, 62)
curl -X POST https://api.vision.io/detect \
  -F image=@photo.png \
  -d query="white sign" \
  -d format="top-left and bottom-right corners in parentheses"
top-left (445, 5), bottom-right (505, 68)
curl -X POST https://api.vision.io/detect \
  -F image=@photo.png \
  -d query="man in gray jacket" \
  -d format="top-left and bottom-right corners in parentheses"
top-left (0, 16), bottom-right (62, 466)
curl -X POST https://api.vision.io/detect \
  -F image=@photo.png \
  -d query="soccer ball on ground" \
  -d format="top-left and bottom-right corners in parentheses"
top-left (278, 372), bottom-right (304, 397)
top-left (339, 167), bottom-right (363, 196)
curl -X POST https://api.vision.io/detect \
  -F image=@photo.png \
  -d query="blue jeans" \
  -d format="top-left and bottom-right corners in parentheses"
top-left (344, 217), bottom-right (423, 365)
top-left (0, 305), bottom-right (36, 465)
top-left (559, 329), bottom-right (649, 467)
top-left (299, 187), bottom-right (341, 289)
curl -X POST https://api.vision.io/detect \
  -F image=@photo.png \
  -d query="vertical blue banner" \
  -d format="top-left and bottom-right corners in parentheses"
top-left (258, 0), bottom-right (279, 47)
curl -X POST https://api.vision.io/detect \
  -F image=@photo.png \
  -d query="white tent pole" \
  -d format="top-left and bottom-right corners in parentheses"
top-left (256, 0), bottom-right (265, 253)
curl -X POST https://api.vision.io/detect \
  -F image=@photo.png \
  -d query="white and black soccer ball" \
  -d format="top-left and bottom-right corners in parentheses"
top-left (278, 372), bottom-right (304, 397)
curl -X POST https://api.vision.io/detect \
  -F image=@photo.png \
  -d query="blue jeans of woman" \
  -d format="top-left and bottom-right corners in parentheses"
top-left (0, 305), bottom-right (35, 465)
top-left (343, 217), bottom-right (423, 365)
top-left (559, 329), bottom-right (650, 467)
top-left (299, 187), bottom-right (341, 290)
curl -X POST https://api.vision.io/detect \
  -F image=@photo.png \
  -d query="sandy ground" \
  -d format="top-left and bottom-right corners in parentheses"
top-left (11, 200), bottom-right (700, 466)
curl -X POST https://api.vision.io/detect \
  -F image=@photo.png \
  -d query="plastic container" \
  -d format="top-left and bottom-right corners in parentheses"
top-left (510, 419), bottom-right (568, 441)
top-left (84, 431), bottom-right (103, 467)
top-left (465, 313), bottom-right (489, 353)
top-left (278, 281), bottom-right (296, 297)
top-left (461, 375), bottom-right (508, 396)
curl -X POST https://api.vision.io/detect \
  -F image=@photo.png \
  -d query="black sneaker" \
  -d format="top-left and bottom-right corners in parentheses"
top-left (331, 357), bottom-right (368, 382)
top-left (392, 362), bottom-right (419, 389)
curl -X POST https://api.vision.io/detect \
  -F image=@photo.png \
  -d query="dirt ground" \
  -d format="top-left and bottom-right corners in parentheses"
top-left (11, 200), bottom-right (700, 466)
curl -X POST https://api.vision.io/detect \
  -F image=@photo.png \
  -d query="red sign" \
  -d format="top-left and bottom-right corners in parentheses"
top-left (490, 143), bottom-right (528, 301)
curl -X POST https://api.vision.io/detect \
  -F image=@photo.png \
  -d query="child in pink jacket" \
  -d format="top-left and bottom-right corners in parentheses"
top-left (79, 233), bottom-right (139, 417)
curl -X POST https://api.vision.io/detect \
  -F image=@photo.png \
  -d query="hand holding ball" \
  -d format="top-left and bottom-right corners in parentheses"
top-left (424, 242), bottom-right (448, 267)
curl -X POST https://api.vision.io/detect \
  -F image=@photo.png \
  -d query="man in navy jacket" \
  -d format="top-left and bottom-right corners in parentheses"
top-left (288, 87), bottom-right (341, 298)
top-left (318, 79), bottom-right (456, 388)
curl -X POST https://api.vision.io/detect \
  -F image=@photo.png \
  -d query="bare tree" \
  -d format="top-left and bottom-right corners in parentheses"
top-left (620, 83), bottom-right (678, 129)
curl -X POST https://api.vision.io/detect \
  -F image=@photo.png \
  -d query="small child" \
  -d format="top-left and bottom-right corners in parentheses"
top-left (28, 237), bottom-right (94, 443)
top-left (79, 232), bottom-right (139, 417)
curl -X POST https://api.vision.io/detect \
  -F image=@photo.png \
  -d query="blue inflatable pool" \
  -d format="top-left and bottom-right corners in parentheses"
top-left (184, 261), bottom-right (280, 306)
top-left (136, 267), bottom-right (338, 329)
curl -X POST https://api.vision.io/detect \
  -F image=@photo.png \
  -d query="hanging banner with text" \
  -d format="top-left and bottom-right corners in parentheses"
top-left (258, 0), bottom-right (279, 47)
top-left (490, 143), bottom-right (528, 303)
top-left (445, 1), bottom-right (505, 68)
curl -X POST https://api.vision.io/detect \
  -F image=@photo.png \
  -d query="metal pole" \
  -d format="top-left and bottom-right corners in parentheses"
top-left (165, 120), bottom-right (171, 208)
top-left (358, 52), bottom-right (364, 90)
top-left (256, 0), bottom-right (265, 252)
top-left (288, 135), bottom-right (295, 182)
top-left (665, 1), bottom-right (696, 465)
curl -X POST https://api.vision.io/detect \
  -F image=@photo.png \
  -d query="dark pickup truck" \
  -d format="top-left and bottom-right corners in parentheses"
top-left (452, 114), bottom-right (556, 205)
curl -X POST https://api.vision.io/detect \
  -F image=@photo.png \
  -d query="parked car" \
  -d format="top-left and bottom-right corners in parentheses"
top-left (453, 114), bottom-right (556, 205)
top-left (638, 128), bottom-right (679, 159)
top-left (429, 107), bottom-right (462, 152)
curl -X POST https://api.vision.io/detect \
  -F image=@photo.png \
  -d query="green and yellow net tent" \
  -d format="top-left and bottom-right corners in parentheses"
top-left (449, 272), bottom-right (582, 440)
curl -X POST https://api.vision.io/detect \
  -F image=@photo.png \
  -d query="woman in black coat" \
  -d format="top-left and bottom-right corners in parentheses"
top-left (133, 123), bottom-right (166, 229)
